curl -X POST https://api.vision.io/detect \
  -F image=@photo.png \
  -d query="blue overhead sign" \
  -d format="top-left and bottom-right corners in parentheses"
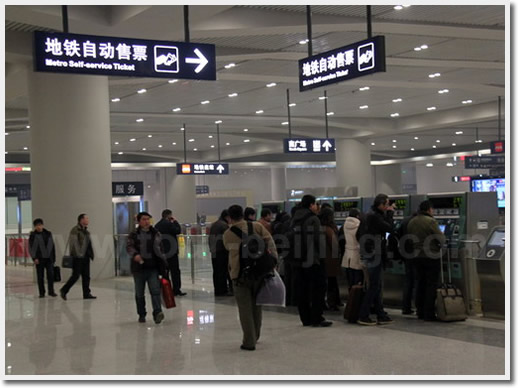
top-left (177, 163), bottom-right (229, 175)
top-left (34, 31), bottom-right (216, 80)
top-left (284, 138), bottom-right (335, 153)
top-left (299, 36), bottom-right (386, 92)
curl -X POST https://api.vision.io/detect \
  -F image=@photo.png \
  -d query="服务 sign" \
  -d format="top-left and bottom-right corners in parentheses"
top-left (298, 36), bottom-right (386, 92)
top-left (34, 31), bottom-right (216, 81)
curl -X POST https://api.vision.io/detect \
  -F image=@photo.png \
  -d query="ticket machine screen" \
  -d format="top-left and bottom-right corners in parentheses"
top-left (439, 224), bottom-right (446, 233)
top-left (488, 230), bottom-right (505, 247)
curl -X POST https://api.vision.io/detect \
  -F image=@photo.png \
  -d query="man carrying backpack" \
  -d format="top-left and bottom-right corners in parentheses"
top-left (290, 195), bottom-right (332, 328)
top-left (223, 205), bottom-right (278, 351)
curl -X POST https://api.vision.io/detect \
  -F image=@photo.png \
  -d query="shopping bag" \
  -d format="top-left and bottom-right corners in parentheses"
top-left (161, 277), bottom-right (176, 309)
top-left (256, 271), bottom-right (286, 307)
top-left (53, 266), bottom-right (61, 282)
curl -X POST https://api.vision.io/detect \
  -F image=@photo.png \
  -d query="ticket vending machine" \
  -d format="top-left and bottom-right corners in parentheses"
top-left (427, 192), bottom-right (499, 315)
top-left (333, 197), bottom-right (362, 228)
top-left (260, 201), bottom-right (285, 219)
top-left (475, 226), bottom-right (505, 319)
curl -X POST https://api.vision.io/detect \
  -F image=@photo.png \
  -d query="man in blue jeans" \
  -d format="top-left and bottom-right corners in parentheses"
top-left (358, 194), bottom-right (396, 326)
top-left (127, 212), bottom-right (168, 324)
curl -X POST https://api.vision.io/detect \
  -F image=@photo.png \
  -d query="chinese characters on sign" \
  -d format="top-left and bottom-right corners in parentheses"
top-left (34, 31), bottom-right (216, 80)
top-left (176, 163), bottom-right (229, 175)
top-left (298, 36), bottom-right (386, 92)
top-left (464, 156), bottom-right (505, 169)
top-left (111, 182), bottom-right (144, 196)
top-left (196, 185), bottom-right (210, 195)
top-left (283, 138), bottom-right (335, 154)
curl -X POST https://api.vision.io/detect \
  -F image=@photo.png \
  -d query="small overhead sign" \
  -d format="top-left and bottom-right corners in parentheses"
top-left (34, 31), bottom-right (216, 80)
top-left (465, 156), bottom-right (505, 169)
top-left (112, 182), bottom-right (144, 196)
top-left (298, 36), bottom-right (386, 92)
top-left (177, 163), bottom-right (229, 175)
top-left (490, 140), bottom-right (505, 154)
top-left (284, 138), bottom-right (335, 153)
top-left (196, 185), bottom-right (210, 194)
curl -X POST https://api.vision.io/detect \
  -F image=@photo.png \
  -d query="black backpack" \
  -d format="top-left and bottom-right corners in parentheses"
top-left (284, 212), bottom-right (314, 267)
top-left (231, 222), bottom-right (277, 280)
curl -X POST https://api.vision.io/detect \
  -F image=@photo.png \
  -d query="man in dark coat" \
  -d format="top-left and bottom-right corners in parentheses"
top-left (155, 209), bottom-right (186, 296)
top-left (209, 209), bottom-right (233, 296)
top-left (29, 218), bottom-right (57, 298)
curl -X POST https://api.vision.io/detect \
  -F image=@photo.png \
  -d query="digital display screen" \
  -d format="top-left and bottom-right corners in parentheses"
top-left (488, 230), bottom-right (505, 247)
top-left (333, 201), bottom-right (358, 212)
top-left (471, 178), bottom-right (506, 208)
top-left (393, 199), bottom-right (407, 210)
top-left (429, 196), bottom-right (463, 209)
top-left (438, 224), bottom-right (446, 233)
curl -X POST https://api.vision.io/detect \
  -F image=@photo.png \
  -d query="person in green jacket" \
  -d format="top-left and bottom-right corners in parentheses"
top-left (407, 200), bottom-right (446, 321)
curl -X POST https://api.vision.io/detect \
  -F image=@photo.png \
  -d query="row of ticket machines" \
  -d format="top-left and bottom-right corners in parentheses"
top-left (260, 192), bottom-right (505, 319)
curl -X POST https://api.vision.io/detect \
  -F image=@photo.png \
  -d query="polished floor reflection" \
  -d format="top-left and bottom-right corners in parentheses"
top-left (5, 266), bottom-right (505, 376)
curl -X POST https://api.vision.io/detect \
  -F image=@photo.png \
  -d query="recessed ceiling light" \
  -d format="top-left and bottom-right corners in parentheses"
top-left (136, 118), bottom-right (144, 122)
top-left (432, 145), bottom-right (437, 148)
top-left (208, 135), bottom-right (213, 139)
top-left (392, 98), bottom-right (402, 103)
top-left (371, 142), bottom-right (375, 146)
top-left (243, 139), bottom-right (250, 143)
top-left (130, 138), bottom-right (136, 142)
top-left (5, 151), bottom-right (7, 154)
top-left (225, 63), bottom-right (236, 69)
top-left (255, 110), bottom-right (264, 114)
top-left (462, 100), bottom-right (473, 104)
top-left (137, 89), bottom-right (147, 94)
top-left (281, 121), bottom-right (289, 125)
top-left (326, 112), bottom-right (334, 116)
top-left (201, 100), bottom-right (210, 105)
top-left (414, 47), bottom-right (422, 51)
top-left (266, 83), bottom-right (277, 88)
top-left (118, 152), bottom-right (123, 155)
top-left (359, 105), bottom-right (369, 109)
top-left (158, 145), bottom-right (163, 148)
top-left (452, 143), bottom-right (456, 146)
top-left (390, 113), bottom-right (400, 117)
top-left (111, 98), bottom-right (120, 102)
top-left (394, 5), bottom-right (403, 10)
top-left (172, 142), bottom-right (177, 145)
top-left (228, 93), bottom-right (238, 98)
top-left (438, 89), bottom-right (449, 94)
top-left (243, 128), bottom-right (249, 132)
top-left (5, 133), bottom-right (9, 136)
top-left (455, 131), bottom-right (463, 135)
top-left (475, 139), bottom-right (483, 143)
top-left (289, 103), bottom-right (297, 107)
top-left (403, 5), bottom-right (411, 7)
top-left (359, 86), bottom-right (370, 91)
top-left (426, 163), bottom-right (433, 167)
top-left (114, 142), bottom-right (119, 145)
top-left (392, 145), bottom-right (397, 149)
top-left (414, 136), bottom-right (419, 140)
top-left (299, 39), bottom-right (309, 45)
top-left (172, 107), bottom-right (181, 112)
top-left (23, 147), bottom-right (28, 150)
top-left (411, 148), bottom-right (415, 151)
top-left (193, 148), bottom-right (198, 151)
top-left (427, 106), bottom-right (437, 111)
top-left (142, 147), bottom-right (147, 151)
top-left (392, 139), bottom-right (397, 143)
top-left (215, 120), bottom-right (222, 124)
top-left (226, 142), bottom-right (230, 146)
top-left (210, 145), bottom-right (215, 148)
top-left (148, 135), bottom-right (152, 138)
top-left (428, 73), bottom-right (441, 78)
top-left (318, 96), bottom-right (328, 100)
top-left (446, 163), bottom-right (454, 167)
top-left (436, 140), bottom-right (441, 143)
top-left (188, 139), bottom-right (195, 142)
top-left (168, 79), bottom-right (178, 84)
top-left (420, 45), bottom-right (428, 49)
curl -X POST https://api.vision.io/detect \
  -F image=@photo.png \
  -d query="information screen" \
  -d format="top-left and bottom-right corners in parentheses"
top-left (488, 230), bottom-right (505, 247)
top-left (471, 178), bottom-right (505, 208)
top-left (333, 201), bottom-right (358, 212)
top-left (438, 224), bottom-right (446, 233)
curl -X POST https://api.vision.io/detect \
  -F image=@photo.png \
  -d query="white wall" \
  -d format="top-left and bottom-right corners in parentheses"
top-left (415, 163), bottom-right (489, 194)
top-left (286, 167), bottom-right (337, 189)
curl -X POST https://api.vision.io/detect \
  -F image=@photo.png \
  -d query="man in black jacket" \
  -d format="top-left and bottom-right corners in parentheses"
top-left (29, 218), bottom-right (57, 298)
top-left (358, 194), bottom-right (395, 326)
top-left (155, 209), bottom-right (186, 296)
top-left (127, 212), bottom-right (168, 324)
top-left (291, 195), bottom-right (332, 328)
top-left (209, 209), bottom-right (233, 296)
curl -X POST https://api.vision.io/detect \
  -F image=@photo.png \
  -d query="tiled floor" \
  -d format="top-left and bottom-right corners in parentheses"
top-left (5, 266), bottom-right (506, 377)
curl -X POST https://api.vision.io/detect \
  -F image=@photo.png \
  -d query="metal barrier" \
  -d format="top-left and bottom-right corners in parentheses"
top-left (5, 234), bottom-right (31, 266)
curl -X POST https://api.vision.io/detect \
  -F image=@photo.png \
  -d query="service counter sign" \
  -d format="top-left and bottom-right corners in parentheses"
top-left (34, 31), bottom-right (216, 80)
top-left (112, 182), bottom-right (144, 196)
top-left (299, 36), bottom-right (386, 92)
top-left (177, 163), bottom-right (229, 175)
top-left (284, 138), bottom-right (335, 153)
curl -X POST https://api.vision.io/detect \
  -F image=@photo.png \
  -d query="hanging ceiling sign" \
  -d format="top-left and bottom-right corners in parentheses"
top-left (112, 182), bottom-right (144, 196)
top-left (298, 36), bottom-right (386, 92)
top-left (283, 138), bottom-right (335, 153)
top-left (34, 31), bottom-right (216, 80)
top-left (465, 156), bottom-right (505, 169)
top-left (177, 163), bottom-right (229, 175)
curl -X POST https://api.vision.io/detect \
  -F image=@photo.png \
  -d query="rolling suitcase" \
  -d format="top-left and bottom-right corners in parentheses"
top-left (436, 248), bottom-right (467, 322)
top-left (344, 284), bottom-right (364, 323)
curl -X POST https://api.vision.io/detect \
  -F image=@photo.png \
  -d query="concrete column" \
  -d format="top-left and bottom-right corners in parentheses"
top-left (270, 167), bottom-right (287, 201)
top-left (164, 168), bottom-right (196, 224)
top-left (28, 72), bottom-right (114, 280)
top-left (335, 139), bottom-right (373, 197)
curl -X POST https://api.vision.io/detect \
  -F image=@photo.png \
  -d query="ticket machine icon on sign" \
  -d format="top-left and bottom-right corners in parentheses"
top-left (154, 45), bottom-right (179, 73)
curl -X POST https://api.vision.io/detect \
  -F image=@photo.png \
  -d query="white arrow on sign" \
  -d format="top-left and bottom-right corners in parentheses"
top-left (216, 164), bottom-right (225, 174)
top-left (186, 48), bottom-right (209, 73)
top-left (322, 140), bottom-right (333, 152)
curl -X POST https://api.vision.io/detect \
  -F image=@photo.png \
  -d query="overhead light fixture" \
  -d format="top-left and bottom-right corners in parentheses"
top-left (475, 139), bottom-right (483, 143)
top-left (255, 110), bottom-right (264, 114)
top-left (5, 151), bottom-right (7, 154)
top-left (118, 152), bottom-right (123, 155)
top-left (289, 103), bottom-right (297, 107)
top-left (394, 5), bottom-right (403, 10)
top-left (299, 39), bottom-right (309, 45)
top-left (414, 47), bottom-right (422, 51)
top-left (452, 143), bottom-right (457, 146)
top-left (421, 45), bottom-right (428, 49)
top-left (243, 139), bottom-right (250, 143)
top-left (142, 148), bottom-right (147, 151)
top-left (428, 73), bottom-right (441, 78)
top-left (193, 148), bottom-right (198, 151)
top-left (426, 163), bottom-right (434, 167)
top-left (390, 113), bottom-right (400, 117)
top-left (392, 139), bottom-right (397, 143)
top-left (455, 131), bottom-right (463, 135)
top-left (130, 138), bottom-right (136, 142)
top-left (403, 5), bottom-right (411, 7)
top-left (243, 128), bottom-right (249, 132)
top-left (5, 132), bottom-right (9, 136)
top-left (114, 142), bottom-right (119, 145)
top-left (224, 63), bottom-right (236, 69)
top-left (436, 140), bottom-right (441, 143)
top-left (318, 96), bottom-right (328, 100)
top-left (208, 135), bottom-right (214, 139)
top-left (446, 163), bottom-right (454, 167)
top-left (188, 139), bottom-right (195, 142)
top-left (23, 147), bottom-right (28, 150)
top-left (215, 120), bottom-right (223, 124)
top-left (147, 135), bottom-right (153, 138)
top-left (158, 145), bottom-right (163, 148)
top-left (137, 89), bottom-right (147, 94)
top-left (136, 118), bottom-right (144, 122)
top-left (266, 83), bottom-right (277, 88)
top-left (168, 79), bottom-right (178, 84)
top-left (414, 136), bottom-right (419, 140)
top-left (411, 148), bottom-right (415, 151)
top-left (326, 112), bottom-right (335, 116)
top-left (432, 145), bottom-right (437, 148)
top-left (111, 98), bottom-right (120, 102)
top-left (392, 98), bottom-right (402, 103)
top-left (359, 86), bottom-right (370, 91)
top-left (228, 93), bottom-right (238, 98)
top-left (172, 107), bottom-right (181, 112)
top-left (210, 145), bottom-right (215, 148)
top-left (281, 121), bottom-right (289, 125)
top-left (427, 106), bottom-right (437, 111)
top-left (172, 142), bottom-right (177, 145)
top-left (462, 100), bottom-right (473, 104)
top-left (392, 145), bottom-right (397, 149)
top-left (371, 142), bottom-right (375, 146)
top-left (359, 105), bottom-right (369, 109)
top-left (438, 89), bottom-right (449, 94)
top-left (201, 100), bottom-right (210, 104)
top-left (180, 127), bottom-right (185, 131)
top-left (226, 142), bottom-right (230, 146)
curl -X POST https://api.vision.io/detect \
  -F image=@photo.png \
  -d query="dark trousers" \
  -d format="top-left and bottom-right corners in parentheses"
top-left (61, 257), bottom-right (91, 297)
top-left (326, 277), bottom-right (341, 307)
top-left (283, 262), bottom-right (297, 306)
top-left (359, 264), bottom-right (387, 320)
top-left (294, 263), bottom-right (327, 325)
top-left (36, 260), bottom-right (55, 296)
top-left (211, 252), bottom-right (233, 295)
top-left (167, 255), bottom-right (182, 294)
top-left (346, 268), bottom-right (364, 290)
top-left (133, 269), bottom-right (162, 318)
top-left (402, 259), bottom-right (416, 312)
top-left (415, 257), bottom-right (441, 319)
top-left (233, 277), bottom-right (263, 348)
